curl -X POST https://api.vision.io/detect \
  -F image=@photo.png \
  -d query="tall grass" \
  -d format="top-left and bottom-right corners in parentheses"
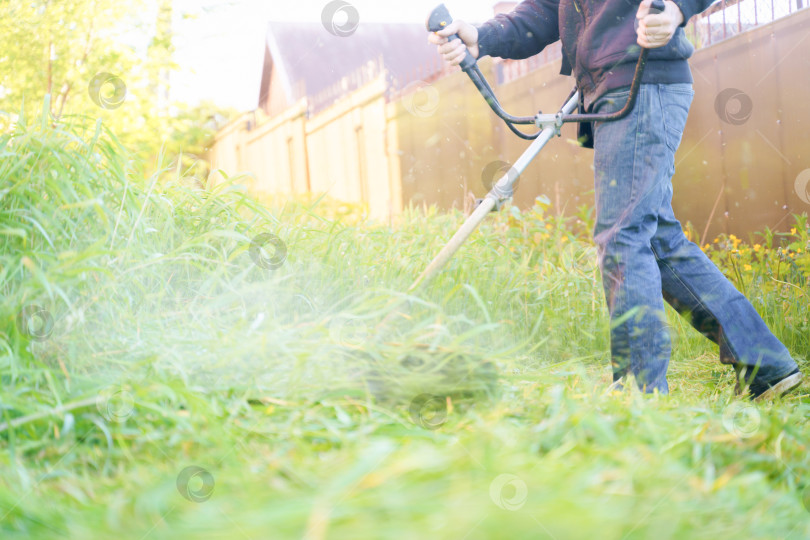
top-left (0, 105), bottom-right (808, 539)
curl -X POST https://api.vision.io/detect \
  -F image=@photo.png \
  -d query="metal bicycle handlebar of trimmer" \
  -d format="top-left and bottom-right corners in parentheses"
top-left (426, 0), bottom-right (666, 136)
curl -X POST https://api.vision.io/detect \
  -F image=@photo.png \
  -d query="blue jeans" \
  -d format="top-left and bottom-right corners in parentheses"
top-left (591, 83), bottom-right (798, 393)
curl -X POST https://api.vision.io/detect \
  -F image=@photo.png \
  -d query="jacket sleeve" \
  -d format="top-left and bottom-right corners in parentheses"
top-left (670, 0), bottom-right (716, 26)
top-left (475, 0), bottom-right (560, 60)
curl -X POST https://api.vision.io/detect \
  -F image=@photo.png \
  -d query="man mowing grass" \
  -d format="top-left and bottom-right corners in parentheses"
top-left (429, 0), bottom-right (802, 400)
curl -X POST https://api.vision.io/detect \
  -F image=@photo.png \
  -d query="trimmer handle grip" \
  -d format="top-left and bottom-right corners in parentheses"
top-left (636, 0), bottom-right (667, 30)
top-left (426, 3), bottom-right (477, 72)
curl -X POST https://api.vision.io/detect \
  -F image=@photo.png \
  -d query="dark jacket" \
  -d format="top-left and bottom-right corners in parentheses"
top-left (476, 0), bottom-right (714, 110)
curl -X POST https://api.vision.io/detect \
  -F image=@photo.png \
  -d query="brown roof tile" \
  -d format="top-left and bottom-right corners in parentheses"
top-left (260, 21), bottom-right (440, 113)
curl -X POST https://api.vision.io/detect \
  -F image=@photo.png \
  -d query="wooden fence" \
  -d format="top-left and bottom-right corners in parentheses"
top-left (209, 4), bottom-right (810, 239)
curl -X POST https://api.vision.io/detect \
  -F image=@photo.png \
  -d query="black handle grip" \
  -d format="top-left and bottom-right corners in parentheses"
top-left (426, 3), bottom-right (477, 71)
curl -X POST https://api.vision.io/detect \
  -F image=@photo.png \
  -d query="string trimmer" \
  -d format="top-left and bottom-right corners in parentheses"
top-left (403, 1), bottom-right (665, 294)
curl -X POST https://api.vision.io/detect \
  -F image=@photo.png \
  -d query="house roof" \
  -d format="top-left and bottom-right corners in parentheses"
top-left (259, 21), bottom-right (441, 113)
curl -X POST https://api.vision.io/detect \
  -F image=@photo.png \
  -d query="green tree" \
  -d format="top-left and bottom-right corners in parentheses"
top-left (0, 0), bottom-right (142, 120)
top-left (0, 0), bottom-right (234, 180)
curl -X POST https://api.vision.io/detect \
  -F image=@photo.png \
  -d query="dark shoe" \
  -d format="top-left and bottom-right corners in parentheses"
top-left (735, 365), bottom-right (802, 402)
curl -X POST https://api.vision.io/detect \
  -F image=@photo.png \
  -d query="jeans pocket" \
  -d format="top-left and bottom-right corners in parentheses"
top-left (661, 85), bottom-right (694, 153)
top-left (593, 86), bottom-right (633, 115)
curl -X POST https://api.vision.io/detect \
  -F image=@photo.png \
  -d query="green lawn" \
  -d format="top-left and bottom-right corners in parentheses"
top-left (1, 112), bottom-right (809, 539)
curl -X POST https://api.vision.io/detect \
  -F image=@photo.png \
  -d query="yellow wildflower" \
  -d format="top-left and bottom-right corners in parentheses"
top-left (753, 244), bottom-right (761, 252)
top-left (790, 227), bottom-right (797, 235)
top-left (744, 264), bottom-right (752, 271)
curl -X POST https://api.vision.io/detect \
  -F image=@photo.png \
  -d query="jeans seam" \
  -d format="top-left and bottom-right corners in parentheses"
top-left (658, 86), bottom-right (670, 147)
top-left (628, 87), bottom-right (644, 204)
top-left (650, 242), bottom-right (741, 364)
top-left (663, 85), bottom-right (695, 96)
top-left (659, 86), bottom-right (682, 154)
